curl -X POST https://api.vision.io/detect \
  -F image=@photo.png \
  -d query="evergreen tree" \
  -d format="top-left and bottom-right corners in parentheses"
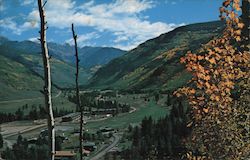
top-left (2, 147), bottom-right (14, 160)
top-left (15, 108), bottom-right (24, 120)
top-left (167, 92), bottom-right (171, 106)
top-left (55, 137), bottom-right (63, 151)
top-left (29, 108), bottom-right (38, 120)
top-left (125, 98), bottom-right (189, 159)
top-left (154, 92), bottom-right (160, 102)
top-left (132, 126), bottom-right (140, 146)
top-left (0, 133), bottom-right (3, 148)
top-left (17, 135), bottom-right (23, 145)
top-left (28, 146), bottom-right (38, 160)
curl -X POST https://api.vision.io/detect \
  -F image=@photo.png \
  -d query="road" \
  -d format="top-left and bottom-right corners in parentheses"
top-left (1, 110), bottom-right (71, 148)
top-left (129, 106), bottom-right (136, 113)
top-left (2, 123), bottom-right (47, 148)
top-left (0, 90), bottom-right (63, 146)
top-left (0, 90), bottom-right (62, 104)
top-left (89, 133), bottom-right (120, 160)
top-left (2, 123), bottom-right (47, 139)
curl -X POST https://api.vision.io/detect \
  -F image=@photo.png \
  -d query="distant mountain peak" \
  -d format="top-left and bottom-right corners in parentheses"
top-left (0, 35), bottom-right (126, 69)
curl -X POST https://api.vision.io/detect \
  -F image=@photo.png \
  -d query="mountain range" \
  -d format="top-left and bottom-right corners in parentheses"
top-left (0, 20), bottom-right (225, 100)
top-left (0, 37), bottom-right (125, 100)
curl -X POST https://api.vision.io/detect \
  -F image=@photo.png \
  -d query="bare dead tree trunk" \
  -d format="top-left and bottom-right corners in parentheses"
top-left (37, 0), bottom-right (55, 159)
top-left (72, 23), bottom-right (84, 160)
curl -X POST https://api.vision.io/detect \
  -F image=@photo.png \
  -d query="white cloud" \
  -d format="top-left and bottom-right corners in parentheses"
top-left (80, 0), bottom-right (155, 16)
top-left (21, 0), bottom-right (34, 6)
top-left (41, 0), bottom-right (182, 50)
top-left (0, 17), bottom-right (38, 35)
top-left (113, 43), bottom-right (138, 51)
top-left (28, 37), bottom-right (39, 43)
top-left (110, 0), bottom-right (154, 14)
top-left (2, 0), bottom-right (183, 50)
top-left (49, 0), bottom-right (75, 10)
top-left (0, 18), bottom-right (23, 35)
top-left (0, 5), bottom-right (38, 35)
top-left (65, 32), bottom-right (100, 47)
top-left (29, 36), bottom-right (55, 43)
top-left (26, 10), bottom-right (39, 26)
top-left (114, 35), bottom-right (129, 43)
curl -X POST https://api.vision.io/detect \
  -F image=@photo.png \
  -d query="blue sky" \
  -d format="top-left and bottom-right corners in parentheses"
top-left (0, 0), bottom-right (224, 50)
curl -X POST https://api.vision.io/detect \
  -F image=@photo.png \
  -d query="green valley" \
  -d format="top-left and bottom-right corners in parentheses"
top-left (0, 38), bottom-right (125, 101)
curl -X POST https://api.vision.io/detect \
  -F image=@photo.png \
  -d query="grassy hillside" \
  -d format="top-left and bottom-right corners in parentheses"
top-left (0, 44), bottom-right (91, 88)
top-left (0, 36), bottom-right (125, 101)
top-left (89, 21), bottom-right (225, 91)
top-left (0, 55), bottom-right (43, 101)
top-left (0, 41), bottom-right (90, 101)
top-left (20, 54), bottom-right (91, 88)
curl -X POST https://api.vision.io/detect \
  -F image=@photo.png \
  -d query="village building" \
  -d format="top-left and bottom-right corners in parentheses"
top-left (83, 142), bottom-right (97, 152)
top-left (54, 151), bottom-right (76, 160)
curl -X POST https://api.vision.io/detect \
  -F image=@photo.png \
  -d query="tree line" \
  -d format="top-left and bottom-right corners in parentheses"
top-left (120, 99), bottom-right (190, 160)
top-left (1, 135), bottom-right (64, 160)
top-left (0, 104), bottom-right (72, 124)
top-left (2, 135), bottom-right (49, 160)
top-left (68, 94), bottom-right (130, 113)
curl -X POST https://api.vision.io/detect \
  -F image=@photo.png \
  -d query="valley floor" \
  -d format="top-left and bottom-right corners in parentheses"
top-left (0, 91), bottom-right (169, 159)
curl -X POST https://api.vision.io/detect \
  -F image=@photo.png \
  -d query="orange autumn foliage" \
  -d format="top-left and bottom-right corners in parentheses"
top-left (175, 0), bottom-right (249, 118)
top-left (174, 0), bottom-right (250, 159)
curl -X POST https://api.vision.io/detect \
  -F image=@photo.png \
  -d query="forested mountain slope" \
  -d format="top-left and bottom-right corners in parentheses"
top-left (0, 42), bottom-right (91, 88)
top-left (89, 21), bottom-right (225, 91)
top-left (0, 37), bottom-right (125, 100)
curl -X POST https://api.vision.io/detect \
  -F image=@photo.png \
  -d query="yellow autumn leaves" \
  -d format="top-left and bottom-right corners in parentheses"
top-left (175, 0), bottom-right (249, 115)
top-left (177, 0), bottom-right (250, 159)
